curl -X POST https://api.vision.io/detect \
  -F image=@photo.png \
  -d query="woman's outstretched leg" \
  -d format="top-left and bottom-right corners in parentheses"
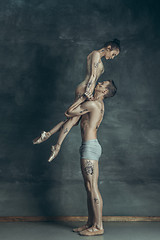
top-left (48, 116), bottom-right (81, 162)
top-left (33, 116), bottom-right (81, 161)
top-left (33, 95), bottom-right (85, 145)
top-left (32, 120), bottom-right (67, 144)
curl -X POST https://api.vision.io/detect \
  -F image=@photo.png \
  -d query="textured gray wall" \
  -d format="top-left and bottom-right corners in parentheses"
top-left (0, 0), bottom-right (160, 216)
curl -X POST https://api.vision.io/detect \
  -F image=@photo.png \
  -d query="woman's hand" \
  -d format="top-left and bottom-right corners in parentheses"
top-left (84, 91), bottom-right (94, 100)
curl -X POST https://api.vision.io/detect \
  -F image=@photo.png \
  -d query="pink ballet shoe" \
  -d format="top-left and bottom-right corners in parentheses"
top-left (33, 131), bottom-right (51, 144)
top-left (48, 144), bottom-right (60, 162)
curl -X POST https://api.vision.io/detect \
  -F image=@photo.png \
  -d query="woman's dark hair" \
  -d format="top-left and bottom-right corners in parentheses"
top-left (104, 80), bottom-right (117, 98)
top-left (104, 39), bottom-right (121, 52)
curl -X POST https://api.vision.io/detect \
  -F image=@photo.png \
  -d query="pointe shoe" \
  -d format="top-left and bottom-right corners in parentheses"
top-left (33, 131), bottom-right (51, 144)
top-left (72, 224), bottom-right (90, 233)
top-left (48, 144), bottom-right (60, 162)
top-left (79, 226), bottom-right (104, 236)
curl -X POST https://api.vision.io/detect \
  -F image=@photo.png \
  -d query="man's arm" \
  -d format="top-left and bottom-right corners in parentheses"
top-left (85, 51), bottom-right (101, 99)
top-left (65, 100), bottom-right (96, 117)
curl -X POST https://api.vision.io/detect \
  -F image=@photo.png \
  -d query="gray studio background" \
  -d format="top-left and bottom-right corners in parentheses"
top-left (0, 0), bottom-right (160, 216)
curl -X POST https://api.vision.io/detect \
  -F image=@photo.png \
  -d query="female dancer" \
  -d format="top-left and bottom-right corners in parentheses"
top-left (33, 39), bottom-right (120, 161)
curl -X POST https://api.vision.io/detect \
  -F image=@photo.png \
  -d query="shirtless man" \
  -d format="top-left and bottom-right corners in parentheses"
top-left (64, 80), bottom-right (117, 236)
top-left (33, 40), bottom-right (120, 162)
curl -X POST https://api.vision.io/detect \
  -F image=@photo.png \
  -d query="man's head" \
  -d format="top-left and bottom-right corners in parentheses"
top-left (104, 39), bottom-right (121, 60)
top-left (95, 80), bottom-right (117, 99)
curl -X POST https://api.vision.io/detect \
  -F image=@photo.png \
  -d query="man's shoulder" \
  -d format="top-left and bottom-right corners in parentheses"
top-left (84, 100), bottom-right (103, 111)
top-left (82, 100), bottom-right (97, 110)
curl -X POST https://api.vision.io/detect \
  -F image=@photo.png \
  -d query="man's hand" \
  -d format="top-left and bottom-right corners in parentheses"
top-left (84, 91), bottom-right (94, 100)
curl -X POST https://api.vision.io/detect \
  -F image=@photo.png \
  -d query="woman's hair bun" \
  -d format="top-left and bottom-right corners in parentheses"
top-left (104, 38), bottom-right (121, 51)
top-left (113, 39), bottom-right (120, 45)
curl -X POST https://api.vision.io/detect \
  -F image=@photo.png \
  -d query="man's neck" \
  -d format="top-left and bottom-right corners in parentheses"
top-left (94, 92), bottom-right (104, 101)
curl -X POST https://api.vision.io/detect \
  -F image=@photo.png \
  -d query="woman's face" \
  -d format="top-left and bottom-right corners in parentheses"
top-left (105, 46), bottom-right (119, 60)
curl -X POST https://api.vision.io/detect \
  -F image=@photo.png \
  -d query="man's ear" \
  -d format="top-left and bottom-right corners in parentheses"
top-left (104, 88), bottom-right (109, 93)
top-left (106, 45), bottom-right (112, 51)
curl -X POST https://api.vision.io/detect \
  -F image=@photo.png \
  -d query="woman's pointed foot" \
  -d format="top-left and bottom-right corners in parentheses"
top-left (48, 144), bottom-right (61, 162)
top-left (33, 131), bottom-right (51, 144)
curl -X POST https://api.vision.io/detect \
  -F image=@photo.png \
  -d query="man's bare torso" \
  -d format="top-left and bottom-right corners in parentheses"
top-left (80, 100), bottom-right (104, 141)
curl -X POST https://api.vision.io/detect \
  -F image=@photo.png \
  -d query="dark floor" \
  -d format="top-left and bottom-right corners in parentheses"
top-left (0, 221), bottom-right (160, 240)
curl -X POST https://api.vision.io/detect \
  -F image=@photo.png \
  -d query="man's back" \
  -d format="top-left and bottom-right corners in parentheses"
top-left (80, 100), bottom-right (104, 142)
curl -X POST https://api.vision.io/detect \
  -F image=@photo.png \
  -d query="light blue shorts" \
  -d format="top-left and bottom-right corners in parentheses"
top-left (79, 139), bottom-right (102, 161)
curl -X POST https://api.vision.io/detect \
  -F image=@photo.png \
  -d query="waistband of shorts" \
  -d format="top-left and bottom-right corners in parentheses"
top-left (81, 139), bottom-right (99, 144)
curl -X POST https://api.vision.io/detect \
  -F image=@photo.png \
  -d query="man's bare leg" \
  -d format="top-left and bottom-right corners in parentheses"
top-left (72, 185), bottom-right (94, 232)
top-left (76, 159), bottom-right (104, 236)
top-left (48, 116), bottom-right (81, 162)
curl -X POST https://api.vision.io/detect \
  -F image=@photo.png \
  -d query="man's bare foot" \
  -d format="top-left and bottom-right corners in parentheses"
top-left (33, 131), bottom-right (51, 144)
top-left (48, 144), bottom-right (61, 162)
top-left (72, 223), bottom-right (92, 233)
top-left (79, 226), bottom-right (104, 236)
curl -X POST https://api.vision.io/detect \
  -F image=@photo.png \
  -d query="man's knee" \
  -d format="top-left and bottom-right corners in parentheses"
top-left (84, 180), bottom-right (91, 193)
top-left (85, 180), bottom-right (97, 193)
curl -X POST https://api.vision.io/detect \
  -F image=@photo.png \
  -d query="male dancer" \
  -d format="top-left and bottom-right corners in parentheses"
top-left (65, 80), bottom-right (117, 236)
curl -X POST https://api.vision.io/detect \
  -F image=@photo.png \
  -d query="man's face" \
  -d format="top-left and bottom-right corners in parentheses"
top-left (95, 81), bottom-right (110, 93)
top-left (105, 47), bottom-right (119, 60)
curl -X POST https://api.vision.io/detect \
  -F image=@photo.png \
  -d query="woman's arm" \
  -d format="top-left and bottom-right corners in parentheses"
top-left (65, 51), bottom-right (101, 116)
top-left (84, 51), bottom-right (101, 99)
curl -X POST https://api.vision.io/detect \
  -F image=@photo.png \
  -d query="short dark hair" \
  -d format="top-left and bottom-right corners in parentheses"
top-left (104, 39), bottom-right (121, 52)
top-left (104, 80), bottom-right (117, 98)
